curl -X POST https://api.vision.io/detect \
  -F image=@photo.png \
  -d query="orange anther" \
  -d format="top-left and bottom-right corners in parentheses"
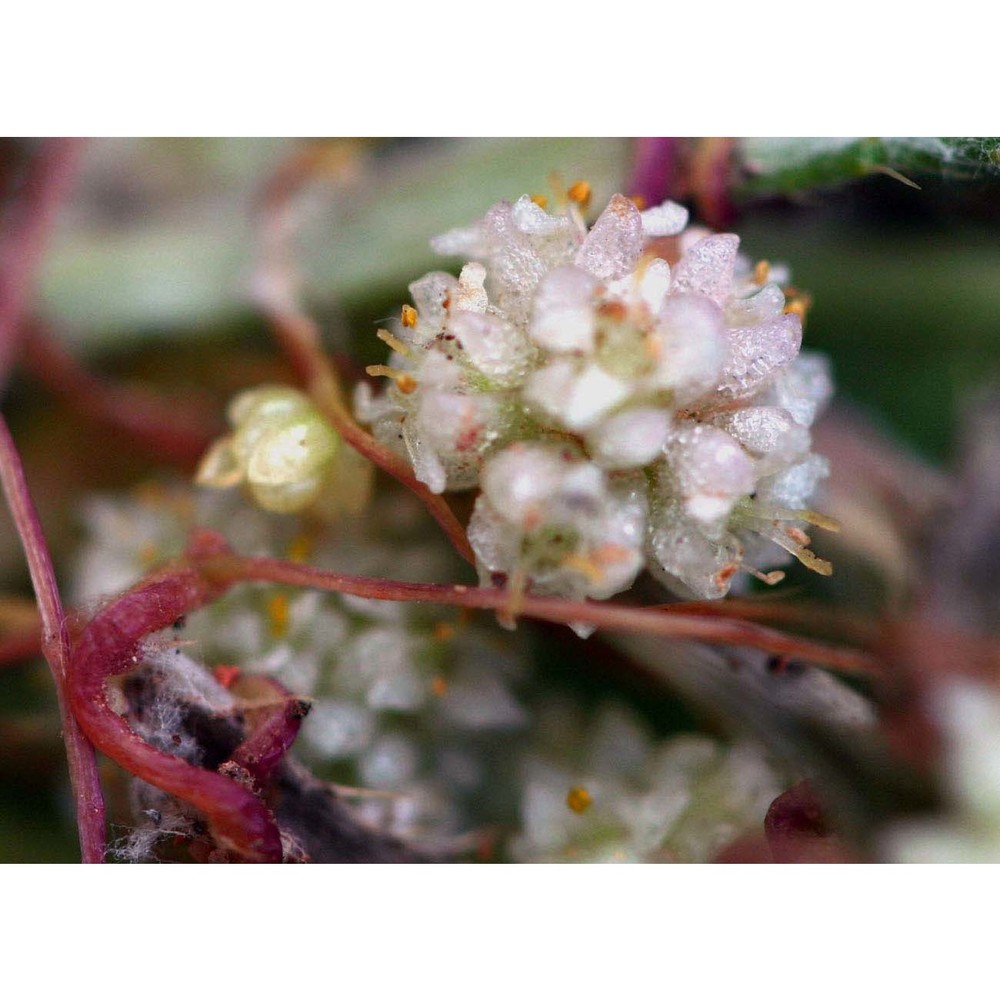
top-left (566, 786), bottom-right (593, 814)
top-left (785, 526), bottom-right (811, 547)
top-left (530, 193), bottom-right (549, 209)
top-left (431, 676), bottom-right (448, 697)
top-left (753, 260), bottom-right (770, 285)
top-left (396, 373), bottom-right (417, 394)
top-left (567, 180), bottom-right (592, 206)
top-left (433, 622), bottom-right (455, 642)
top-left (629, 194), bottom-right (647, 210)
top-left (714, 562), bottom-right (738, 588)
top-left (596, 300), bottom-right (627, 321)
top-left (266, 592), bottom-right (290, 640)
top-left (401, 304), bottom-right (418, 328)
top-left (784, 292), bottom-right (813, 321)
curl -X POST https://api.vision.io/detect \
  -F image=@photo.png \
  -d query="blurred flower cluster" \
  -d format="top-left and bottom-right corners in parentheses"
top-left (74, 486), bottom-right (781, 860)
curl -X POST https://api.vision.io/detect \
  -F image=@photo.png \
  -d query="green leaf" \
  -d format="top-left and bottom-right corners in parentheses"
top-left (738, 137), bottom-right (1000, 197)
top-left (37, 138), bottom-right (630, 349)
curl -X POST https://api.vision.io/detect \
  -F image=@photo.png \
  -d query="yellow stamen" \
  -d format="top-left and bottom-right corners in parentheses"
top-left (530, 193), bottom-right (549, 209)
top-left (753, 260), bottom-right (770, 285)
top-left (738, 507), bottom-right (837, 578)
top-left (795, 549), bottom-right (833, 576)
top-left (783, 508), bottom-right (840, 532)
top-left (562, 553), bottom-right (605, 585)
top-left (497, 570), bottom-right (527, 630)
top-left (376, 327), bottom-right (411, 356)
top-left (566, 786), bottom-right (593, 814)
top-left (266, 593), bottom-right (290, 639)
top-left (400, 304), bottom-right (418, 328)
top-left (867, 163), bottom-right (922, 190)
top-left (366, 364), bottom-right (418, 394)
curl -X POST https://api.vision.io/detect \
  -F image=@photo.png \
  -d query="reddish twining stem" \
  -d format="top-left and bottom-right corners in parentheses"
top-left (68, 540), bottom-right (283, 862)
top-left (197, 551), bottom-right (880, 676)
top-left (227, 678), bottom-right (311, 787)
top-left (61, 528), bottom-right (875, 864)
top-left (0, 414), bottom-right (106, 862)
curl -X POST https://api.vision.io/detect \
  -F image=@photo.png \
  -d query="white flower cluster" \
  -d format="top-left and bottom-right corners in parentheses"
top-left (73, 487), bottom-right (785, 859)
top-left (358, 192), bottom-right (835, 600)
top-left (511, 700), bottom-right (783, 863)
top-left (72, 487), bottom-right (530, 843)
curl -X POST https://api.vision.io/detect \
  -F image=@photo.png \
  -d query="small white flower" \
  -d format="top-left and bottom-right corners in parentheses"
top-left (468, 443), bottom-right (646, 603)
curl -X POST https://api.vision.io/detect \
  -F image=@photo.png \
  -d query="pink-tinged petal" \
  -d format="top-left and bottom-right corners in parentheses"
top-left (449, 310), bottom-right (534, 385)
top-left (524, 360), bottom-right (631, 432)
top-left (511, 195), bottom-right (570, 235)
top-left (671, 233), bottom-right (740, 305)
top-left (575, 194), bottom-right (644, 280)
top-left (430, 222), bottom-right (486, 258)
top-left (640, 200), bottom-right (689, 237)
top-left (407, 271), bottom-right (459, 345)
top-left (635, 258), bottom-right (671, 314)
top-left (529, 265), bottom-right (598, 353)
top-left (718, 313), bottom-right (803, 398)
top-left (713, 406), bottom-right (811, 474)
top-left (667, 424), bottom-right (756, 526)
top-left (482, 200), bottom-right (548, 318)
top-left (648, 293), bottom-right (727, 403)
top-left (586, 408), bottom-right (672, 470)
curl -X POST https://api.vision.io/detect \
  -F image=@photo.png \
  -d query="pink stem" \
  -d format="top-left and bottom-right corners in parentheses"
top-left (627, 138), bottom-right (683, 206)
top-left (0, 414), bottom-right (106, 862)
top-left (67, 541), bottom-right (283, 862)
top-left (228, 676), bottom-right (310, 786)
top-left (198, 551), bottom-right (879, 675)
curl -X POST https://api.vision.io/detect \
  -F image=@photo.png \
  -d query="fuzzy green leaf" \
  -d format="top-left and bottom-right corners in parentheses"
top-left (739, 137), bottom-right (1000, 197)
